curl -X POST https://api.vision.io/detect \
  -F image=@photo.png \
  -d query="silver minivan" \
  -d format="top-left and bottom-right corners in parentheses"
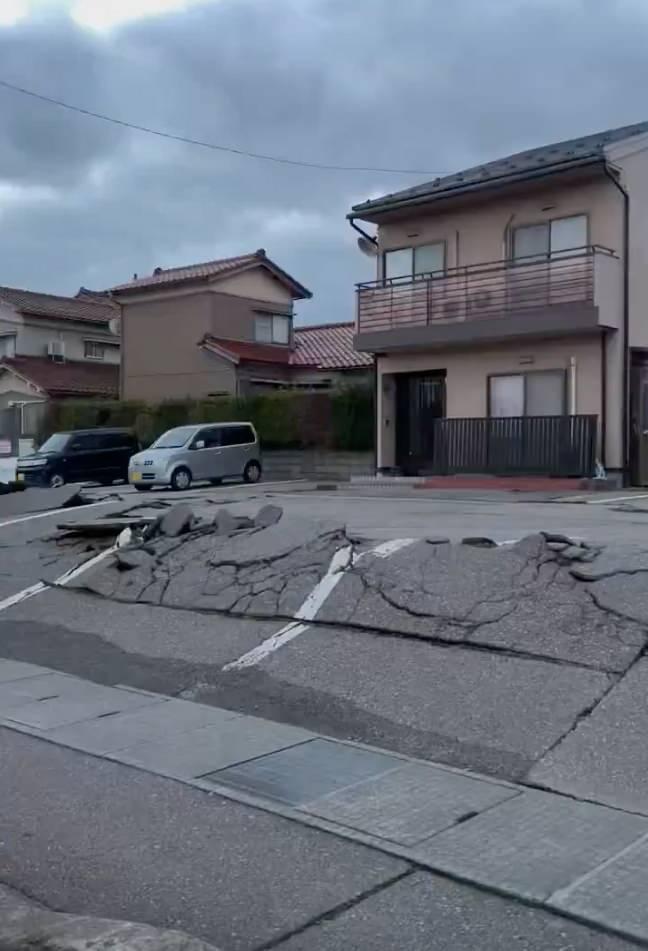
top-left (128, 422), bottom-right (261, 491)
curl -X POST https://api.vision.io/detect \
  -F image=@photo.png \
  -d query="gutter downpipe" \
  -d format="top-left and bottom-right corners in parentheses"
top-left (349, 217), bottom-right (379, 247)
top-left (603, 163), bottom-right (630, 484)
top-left (350, 217), bottom-right (380, 474)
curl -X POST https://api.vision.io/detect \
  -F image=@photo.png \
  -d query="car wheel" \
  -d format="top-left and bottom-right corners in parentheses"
top-left (243, 461), bottom-right (262, 484)
top-left (209, 478), bottom-right (223, 486)
top-left (170, 467), bottom-right (192, 491)
top-left (134, 485), bottom-right (152, 492)
top-left (49, 472), bottom-right (65, 488)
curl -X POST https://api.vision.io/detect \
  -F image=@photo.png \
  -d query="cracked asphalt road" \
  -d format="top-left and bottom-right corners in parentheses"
top-left (2, 484), bottom-right (648, 802)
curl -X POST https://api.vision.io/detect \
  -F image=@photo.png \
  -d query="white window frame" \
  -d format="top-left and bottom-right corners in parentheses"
top-left (488, 370), bottom-right (566, 417)
top-left (254, 313), bottom-right (291, 345)
top-left (84, 340), bottom-right (105, 361)
top-left (384, 242), bottom-right (445, 283)
top-left (0, 334), bottom-right (16, 358)
top-left (512, 215), bottom-right (588, 262)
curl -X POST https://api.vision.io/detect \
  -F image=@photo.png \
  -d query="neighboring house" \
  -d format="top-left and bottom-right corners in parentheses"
top-left (115, 248), bottom-right (371, 398)
top-left (0, 286), bottom-right (120, 430)
top-left (350, 120), bottom-right (648, 484)
top-left (201, 321), bottom-right (372, 390)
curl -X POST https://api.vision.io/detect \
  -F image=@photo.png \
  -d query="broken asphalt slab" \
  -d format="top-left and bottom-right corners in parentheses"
top-left (0, 484), bottom-right (94, 519)
top-left (0, 884), bottom-right (220, 951)
top-left (317, 533), bottom-right (645, 672)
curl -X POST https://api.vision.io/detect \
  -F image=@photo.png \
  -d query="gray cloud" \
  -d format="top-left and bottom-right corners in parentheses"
top-left (0, 0), bottom-right (647, 322)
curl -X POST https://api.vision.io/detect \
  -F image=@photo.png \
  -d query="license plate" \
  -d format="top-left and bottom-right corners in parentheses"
top-left (16, 472), bottom-right (24, 481)
top-left (131, 471), bottom-right (141, 482)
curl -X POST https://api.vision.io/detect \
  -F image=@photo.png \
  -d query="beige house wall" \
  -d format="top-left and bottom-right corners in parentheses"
top-left (120, 291), bottom-right (237, 400)
top-left (378, 177), bottom-right (623, 273)
top-left (216, 268), bottom-right (295, 306)
top-left (607, 141), bottom-right (648, 349)
top-left (377, 335), bottom-right (618, 469)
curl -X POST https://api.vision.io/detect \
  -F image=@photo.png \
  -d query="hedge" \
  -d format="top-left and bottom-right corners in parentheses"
top-left (42, 387), bottom-right (374, 452)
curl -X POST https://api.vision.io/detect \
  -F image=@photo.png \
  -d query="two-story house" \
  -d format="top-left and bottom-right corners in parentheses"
top-left (115, 248), bottom-right (370, 399)
top-left (351, 121), bottom-right (648, 485)
top-left (0, 287), bottom-right (120, 423)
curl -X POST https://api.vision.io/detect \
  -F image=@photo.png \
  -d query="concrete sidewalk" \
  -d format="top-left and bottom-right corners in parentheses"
top-left (2, 658), bottom-right (648, 945)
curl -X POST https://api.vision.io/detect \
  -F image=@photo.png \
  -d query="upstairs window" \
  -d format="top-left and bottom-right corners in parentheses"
top-left (512, 215), bottom-right (587, 262)
top-left (255, 314), bottom-right (291, 344)
top-left (384, 243), bottom-right (445, 283)
top-left (84, 340), bottom-right (105, 361)
top-left (0, 335), bottom-right (16, 358)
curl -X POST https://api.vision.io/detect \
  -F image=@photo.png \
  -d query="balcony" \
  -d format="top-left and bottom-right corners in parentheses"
top-left (355, 246), bottom-right (621, 352)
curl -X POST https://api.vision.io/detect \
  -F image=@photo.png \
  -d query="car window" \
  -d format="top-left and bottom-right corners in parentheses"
top-left (221, 425), bottom-right (255, 447)
top-left (151, 427), bottom-right (196, 449)
top-left (194, 427), bottom-right (221, 449)
top-left (38, 433), bottom-right (70, 453)
top-left (101, 432), bottom-right (131, 449)
top-left (69, 434), bottom-right (99, 452)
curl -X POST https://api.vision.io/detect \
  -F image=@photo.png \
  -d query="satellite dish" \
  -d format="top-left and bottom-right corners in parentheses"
top-left (108, 316), bottom-right (121, 336)
top-left (357, 236), bottom-right (378, 257)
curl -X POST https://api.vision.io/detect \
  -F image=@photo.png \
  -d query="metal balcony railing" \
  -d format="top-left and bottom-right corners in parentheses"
top-left (356, 246), bottom-right (617, 334)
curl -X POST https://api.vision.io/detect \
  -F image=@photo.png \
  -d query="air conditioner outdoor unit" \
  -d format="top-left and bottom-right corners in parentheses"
top-left (47, 340), bottom-right (66, 362)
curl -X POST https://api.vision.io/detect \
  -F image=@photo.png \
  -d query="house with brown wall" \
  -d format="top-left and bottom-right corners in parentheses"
top-left (350, 120), bottom-right (648, 485)
top-left (115, 249), bottom-right (371, 399)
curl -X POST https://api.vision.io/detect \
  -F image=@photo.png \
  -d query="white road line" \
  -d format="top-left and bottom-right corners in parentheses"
top-left (224, 538), bottom-right (417, 671)
top-left (0, 499), bottom-right (113, 529)
top-left (366, 538), bottom-right (417, 558)
top-left (0, 544), bottom-right (117, 613)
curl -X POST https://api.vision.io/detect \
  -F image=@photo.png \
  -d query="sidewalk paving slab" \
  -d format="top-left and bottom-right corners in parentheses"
top-left (303, 761), bottom-right (519, 846)
top-left (551, 834), bottom-right (648, 943)
top-left (43, 699), bottom-right (243, 754)
top-left (208, 738), bottom-right (405, 806)
top-left (417, 790), bottom-right (648, 901)
top-left (0, 671), bottom-right (159, 729)
top-left (112, 716), bottom-right (314, 779)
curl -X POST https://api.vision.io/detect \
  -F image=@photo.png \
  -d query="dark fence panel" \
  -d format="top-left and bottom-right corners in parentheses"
top-left (429, 415), bottom-right (597, 477)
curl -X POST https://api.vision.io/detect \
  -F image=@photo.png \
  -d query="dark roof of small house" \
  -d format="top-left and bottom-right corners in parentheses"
top-left (351, 121), bottom-right (648, 218)
top-left (201, 337), bottom-right (295, 366)
top-left (111, 249), bottom-right (312, 300)
top-left (0, 285), bottom-right (117, 325)
top-left (292, 322), bottom-right (372, 369)
top-left (0, 355), bottom-right (119, 398)
top-left (201, 323), bottom-right (372, 372)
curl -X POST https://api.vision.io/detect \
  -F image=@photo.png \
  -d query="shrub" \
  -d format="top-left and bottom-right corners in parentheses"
top-left (41, 388), bottom-right (374, 452)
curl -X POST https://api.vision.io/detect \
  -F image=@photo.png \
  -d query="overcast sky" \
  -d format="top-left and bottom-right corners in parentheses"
top-left (1, 0), bottom-right (647, 324)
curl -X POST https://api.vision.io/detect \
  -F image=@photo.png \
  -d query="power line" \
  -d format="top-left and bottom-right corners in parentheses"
top-left (0, 77), bottom-right (437, 176)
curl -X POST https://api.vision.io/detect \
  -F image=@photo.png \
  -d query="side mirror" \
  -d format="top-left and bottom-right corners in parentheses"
top-left (194, 440), bottom-right (205, 450)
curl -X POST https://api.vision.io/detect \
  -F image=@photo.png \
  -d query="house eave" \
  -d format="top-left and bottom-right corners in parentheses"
top-left (349, 156), bottom-right (607, 223)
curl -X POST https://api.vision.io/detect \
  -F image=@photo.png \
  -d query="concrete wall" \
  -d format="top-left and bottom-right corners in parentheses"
top-left (377, 335), bottom-right (617, 469)
top-left (378, 176), bottom-right (623, 272)
top-left (263, 450), bottom-right (374, 481)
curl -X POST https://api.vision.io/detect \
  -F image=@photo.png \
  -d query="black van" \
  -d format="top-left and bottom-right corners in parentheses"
top-left (16, 429), bottom-right (140, 488)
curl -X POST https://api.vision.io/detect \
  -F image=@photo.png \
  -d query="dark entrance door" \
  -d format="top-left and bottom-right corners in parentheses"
top-left (631, 359), bottom-right (648, 485)
top-left (396, 372), bottom-right (446, 475)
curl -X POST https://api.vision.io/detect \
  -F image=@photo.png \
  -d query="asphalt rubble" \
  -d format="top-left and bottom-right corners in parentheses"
top-left (0, 883), bottom-right (220, 951)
